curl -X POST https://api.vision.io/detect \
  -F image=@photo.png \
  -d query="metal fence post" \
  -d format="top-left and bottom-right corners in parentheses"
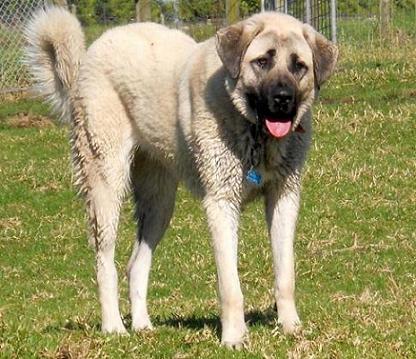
top-left (173, 0), bottom-right (181, 27)
top-left (262, 0), bottom-right (276, 11)
top-left (275, 0), bottom-right (288, 14)
top-left (330, 0), bottom-right (337, 43)
top-left (305, 0), bottom-right (311, 24)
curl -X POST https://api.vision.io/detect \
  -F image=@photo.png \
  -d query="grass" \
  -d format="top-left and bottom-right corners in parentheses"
top-left (1, 33), bottom-right (416, 358)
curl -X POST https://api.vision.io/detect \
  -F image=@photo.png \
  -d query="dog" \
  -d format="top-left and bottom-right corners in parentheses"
top-left (25, 7), bottom-right (338, 348)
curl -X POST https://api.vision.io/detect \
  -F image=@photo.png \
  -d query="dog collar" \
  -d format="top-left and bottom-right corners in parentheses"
top-left (246, 112), bottom-right (263, 186)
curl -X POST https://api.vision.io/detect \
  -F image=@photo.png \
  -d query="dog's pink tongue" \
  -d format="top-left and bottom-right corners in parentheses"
top-left (265, 118), bottom-right (292, 139)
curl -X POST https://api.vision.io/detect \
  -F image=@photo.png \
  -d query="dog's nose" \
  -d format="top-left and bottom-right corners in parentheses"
top-left (273, 87), bottom-right (295, 108)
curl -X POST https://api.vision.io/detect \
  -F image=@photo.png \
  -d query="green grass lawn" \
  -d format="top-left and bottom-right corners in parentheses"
top-left (1, 38), bottom-right (415, 357)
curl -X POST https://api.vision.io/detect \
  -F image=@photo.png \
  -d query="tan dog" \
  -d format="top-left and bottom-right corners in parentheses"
top-left (26, 7), bottom-right (338, 348)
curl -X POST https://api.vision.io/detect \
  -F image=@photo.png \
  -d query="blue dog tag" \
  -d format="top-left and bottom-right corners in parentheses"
top-left (246, 168), bottom-right (262, 186)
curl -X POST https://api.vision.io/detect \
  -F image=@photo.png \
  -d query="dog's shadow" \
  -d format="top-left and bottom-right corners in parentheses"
top-left (153, 307), bottom-right (277, 335)
top-left (43, 308), bottom-right (277, 335)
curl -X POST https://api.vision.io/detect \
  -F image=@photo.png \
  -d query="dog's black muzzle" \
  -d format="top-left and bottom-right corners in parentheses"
top-left (247, 87), bottom-right (297, 124)
top-left (270, 85), bottom-right (296, 115)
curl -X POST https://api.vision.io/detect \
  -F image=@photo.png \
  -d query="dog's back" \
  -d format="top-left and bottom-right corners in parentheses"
top-left (79, 22), bottom-right (196, 159)
top-left (26, 8), bottom-right (196, 160)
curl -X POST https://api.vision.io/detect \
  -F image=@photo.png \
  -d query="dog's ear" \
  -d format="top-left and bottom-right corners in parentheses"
top-left (216, 21), bottom-right (263, 79)
top-left (303, 24), bottom-right (339, 87)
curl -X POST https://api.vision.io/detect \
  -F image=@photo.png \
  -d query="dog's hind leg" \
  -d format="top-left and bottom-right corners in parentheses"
top-left (84, 148), bottom-right (134, 334)
top-left (88, 180), bottom-right (127, 334)
top-left (72, 96), bottom-right (136, 334)
top-left (127, 154), bottom-right (177, 331)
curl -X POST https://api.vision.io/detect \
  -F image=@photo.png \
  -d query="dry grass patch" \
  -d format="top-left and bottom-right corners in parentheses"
top-left (5, 112), bottom-right (54, 128)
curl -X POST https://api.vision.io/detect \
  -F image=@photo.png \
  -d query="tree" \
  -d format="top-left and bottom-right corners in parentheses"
top-left (241, 0), bottom-right (260, 16)
top-left (108, 0), bottom-right (135, 22)
top-left (76, 0), bottom-right (97, 25)
top-left (226, 0), bottom-right (240, 24)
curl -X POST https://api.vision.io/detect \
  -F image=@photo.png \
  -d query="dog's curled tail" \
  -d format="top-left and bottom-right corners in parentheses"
top-left (25, 6), bottom-right (85, 121)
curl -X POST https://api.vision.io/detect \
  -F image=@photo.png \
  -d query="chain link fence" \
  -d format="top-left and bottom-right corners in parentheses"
top-left (0, 0), bottom-right (48, 95)
top-left (337, 0), bottom-right (416, 45)
top-left (0, 0), bottom-right (336, 95)
top-left (1, 1), bottom-right (415, 95)
top-left (264, 0), bottom-right (336, 41)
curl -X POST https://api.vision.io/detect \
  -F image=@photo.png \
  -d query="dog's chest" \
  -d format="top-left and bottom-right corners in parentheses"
top-left (235, 132), bottom-right (301, 201)
top-left (188, 115), bottom-right (308, 203)
top-left (240, 128), bottom-right (301, 177)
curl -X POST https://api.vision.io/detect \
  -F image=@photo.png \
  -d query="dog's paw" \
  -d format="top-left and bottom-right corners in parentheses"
top-left (278, 312), bottom-right (301, 334)
top-left (221, 333), bottom-right (249, 350)
top-left (132, 316), bottom-right (154, 332)
top-left (221, 323), bottom-right (248, 350)
top-left (102, 322), bottom-right (128, 335)
top-left (276, 299), bottom-right (301, 335)
top-left (221, 339), bottom-right (246, 350)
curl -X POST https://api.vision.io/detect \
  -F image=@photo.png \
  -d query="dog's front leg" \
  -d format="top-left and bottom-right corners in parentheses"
top-left (265, 184), bottom-right (301, 334)
top-left (203, 196), bottom-right (246, 349)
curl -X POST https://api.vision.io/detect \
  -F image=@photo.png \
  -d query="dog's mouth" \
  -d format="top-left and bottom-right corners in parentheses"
top-left (247, 94), bottom-right (304, 139)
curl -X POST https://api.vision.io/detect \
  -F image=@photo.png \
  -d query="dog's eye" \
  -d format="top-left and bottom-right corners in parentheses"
top-left (255, 57), bottom-right (268, 68)
top-left (295, 61), bottom-right (308, 73)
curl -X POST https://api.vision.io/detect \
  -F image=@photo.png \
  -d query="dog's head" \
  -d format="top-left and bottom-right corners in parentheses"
top-left (216, 12), bottom-right (338, 139)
